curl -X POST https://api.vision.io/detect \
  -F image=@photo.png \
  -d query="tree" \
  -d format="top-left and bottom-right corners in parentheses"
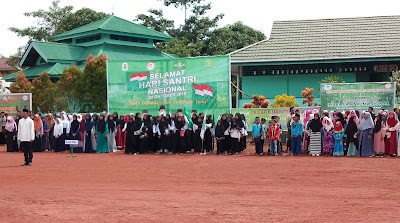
top-left (136, 3), bottom-right (265, 58)
top-left (301, 87), bottom-right (318, 106)
top-left (31, 72), bottom-right (61, 113)
top-left (76, 54), bottom-right (107, 112)
top-left (55, 8), bottom-right (108, 35)
top-left (390, 70), bottom-right (400, 99)
top-left (6, 44), bottom-right (28, 69)
top-left (57, 64), bottom-right (84, 112)
top-left (321, 76), bottom-right (345, 83)
top-left (9, 0), bottom-right (73, 41)
top-left (162, 0), bottom-right (205, 20)
top-left (9, 72), bottom-right (32, 93)
top-left (135, 9), bottom-right (174, 34)
top-left (243, 94), bottom-right (269, 108)
top-left (270, 94), bottom-right (299, 108)
top-left (205, 22), bottom-right (265, 55)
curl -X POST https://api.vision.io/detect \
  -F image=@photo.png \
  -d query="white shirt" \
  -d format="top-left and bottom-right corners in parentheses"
top-left (17, 117), bottom-right (35, 142)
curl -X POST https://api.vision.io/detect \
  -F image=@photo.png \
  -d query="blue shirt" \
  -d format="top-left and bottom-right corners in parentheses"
top-left (252, 124), bottom-right (264, 137)
top-left (291, 122), bottom-right (303, 137)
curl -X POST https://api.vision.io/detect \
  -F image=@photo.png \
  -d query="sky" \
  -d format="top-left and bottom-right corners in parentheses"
top-left (1, 0), bottom-right (400, 57)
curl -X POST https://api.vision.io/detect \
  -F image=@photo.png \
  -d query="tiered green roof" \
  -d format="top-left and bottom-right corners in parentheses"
top-left (5, 15), bottom-right (173, 81)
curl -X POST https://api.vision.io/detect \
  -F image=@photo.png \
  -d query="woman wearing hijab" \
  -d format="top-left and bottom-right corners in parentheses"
top-left (60, 113), bottom-right (70, 151)
top-left (33, 114), bottom-right (43, 152)
top-left (115, 113), bottom-right (124, 150)
top-left (84, 114), bottom-right (94, 153)
top-left (53, 118), bottom-right (64, 152)
top-left (358, 112), bottom-right (375, 157)
top-left (41, 116), bottom-right (50, 151)
top-left (193, 116), bottom-right (203, 154)
top-left (174, 115), bottom-right (186, 154)
top-left (79, 114), bottom-right (86, 151)
top-left (95, 114), bottom-right (108, 153)
top-left (152, 116), bottom-right (161, 153)
top-left (308, 113), bottom-right (323, 156)
top-left (373, 113), bottom-right (386, 157)
top-left (322, 117), bottom-right (334, 155)
top-left (70, 114), bottom-right (83, 153)
top-left (347, 110), bottom-right (359, 124)
top-left (5, 116), bottom-right (17, 152)
top-left (125, 116), bottom-right (135, 154)
top-left (345, 116), bottom-right (359, 156)
top-left (107, 115), bottom-right (117, 152)
top-left (133, 113), bottom-right (143, 154)
top-left (333, 121), bottom-right (344, 156)
top-left (221, 114), bottom-right (231, 154)
top-left (91, 114), bottom-right (98, 152)
top-left (157, 115), bottom-right (170, 154)
top-left (47, 113), bottom-right (56, 151)
top-left (215, 120), bottom-right (224, 155)
top-left (302, 111), bottom-right (312, 152)
top-left (165, 114), bottom-right (173, 152)
top-left (385, 111), bottom-right (398, 156)
top-left (204, 115), bottom-right (213, 153)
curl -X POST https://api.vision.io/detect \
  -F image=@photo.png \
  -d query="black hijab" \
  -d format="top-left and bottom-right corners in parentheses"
top-left (71, 115), bottom-right (80, 133)
top-left (134, 113), bottom-right (142, 131)
top-left (159, 116), bottom-right (168, 132)
top-left (374, 113), bottom-right (383, 133)
top-left (126, 117), bottom-right (135, 134)
top-left (165, 114), bottom-right (171, 125)
top-left (221, 114), bottom-right (230, 131)
top-left (235, 113), bottom-right (244, 128)
top-left (175, 116), bottom-right (185, 130)
top-left (97, 115), bottom-right (106, 134)
top-left (215, 120), bottom-right (224, 137)
top-left (346, 116), bottom-right (358, 136)
top-left (107, 115), bottom-right (116, 133)
top-left (309, 114), bottom-right (322, 132)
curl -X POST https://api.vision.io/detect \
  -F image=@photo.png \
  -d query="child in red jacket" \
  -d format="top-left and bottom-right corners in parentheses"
top-left (268, 119), bottom-right (280, 155)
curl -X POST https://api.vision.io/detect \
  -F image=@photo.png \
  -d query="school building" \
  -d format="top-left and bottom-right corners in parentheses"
top-left (4, 15), bottom-right (174, 82)
top-left (230, 15), bottom-right (400, 107)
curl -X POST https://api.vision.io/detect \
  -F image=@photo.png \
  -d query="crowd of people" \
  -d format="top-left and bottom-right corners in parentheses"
top-left (4, 105), bottom-right (400, 166)
top-left (282, 106), bottom-right (400, 157)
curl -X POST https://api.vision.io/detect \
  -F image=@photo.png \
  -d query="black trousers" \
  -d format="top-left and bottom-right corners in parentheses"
top-left (216, 139), bottom-right (223, 154)
top-left (21, 141), bottom-right (33, 163)
top-left (231, 138), bottom-right (240, 153)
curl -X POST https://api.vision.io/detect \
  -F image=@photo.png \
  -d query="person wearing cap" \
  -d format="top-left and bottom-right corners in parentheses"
top-left (18, 108), bottom-right (35, 166)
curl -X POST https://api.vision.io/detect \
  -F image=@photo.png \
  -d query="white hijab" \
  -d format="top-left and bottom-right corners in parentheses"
top-left (324, 118), bottom-right (334, 131)
top-left (54, 118), bottom-right (63, 136)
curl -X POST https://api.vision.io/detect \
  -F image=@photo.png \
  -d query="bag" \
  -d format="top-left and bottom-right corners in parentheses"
top-left (180, 130), bottom-right (185, 138)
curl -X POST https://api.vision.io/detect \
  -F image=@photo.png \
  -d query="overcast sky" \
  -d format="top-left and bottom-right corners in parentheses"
top-left (1, 0), bottom-right (400, 57)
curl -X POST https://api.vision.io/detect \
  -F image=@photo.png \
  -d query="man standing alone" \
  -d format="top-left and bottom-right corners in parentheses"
top-left (18, 108), bottom-right (35, 166)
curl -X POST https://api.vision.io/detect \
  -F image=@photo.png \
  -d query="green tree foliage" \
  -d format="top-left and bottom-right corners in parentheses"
top-left (390, 70), bottom-right (400, 99)
top-left (162, 0), bottom-right (204, 20)
top-left (9, 72), bottom-right (32, 93)
top-left (135, 9), bottom-right (174, 33)
top-left (75, 54), bottom-right (107, 112)
top-left (205, 22), bottom-right (265, 55)
top-left (31, 72), bottom-right (61, 113)
top-left (57, 64), bottom-right (84, 113)
top-left (321, 76), bottom-right (345, 83)
top-left (55, 8), bottom-right (108, 35)
top-left (9, 0), bottom-right (73, 41)
top-left (136, 3), bottom-right (265, 57)
top-left (8, 1), bottom-right (108, 68)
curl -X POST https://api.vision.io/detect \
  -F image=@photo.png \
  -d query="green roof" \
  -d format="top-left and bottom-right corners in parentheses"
top-left (6, 43), bottom-right (174, 81)
top-left (31, 41), bottom-right (85, 62)
top-left (4, 63), bottom-right (77, 81)
top-left (54, 15), bottom-right (171, 41)
top-left (230, 15), bottom-right (400, 64)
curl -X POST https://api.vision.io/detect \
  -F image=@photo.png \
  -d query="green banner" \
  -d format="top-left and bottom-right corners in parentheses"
top-left (232, 107), bottom-right (320, 131)
top-left (107, 56), bottom-right (231, 116)
top-left (320, 82), bottom-right (396, 111)
top-left (0, 93), bottom-right (32, 116)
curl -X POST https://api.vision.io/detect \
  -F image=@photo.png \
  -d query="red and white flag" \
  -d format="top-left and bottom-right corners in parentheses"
top-left (130, 72), bottom-right (149, 82)
top-left (193, 84), bottom-right (213, 97)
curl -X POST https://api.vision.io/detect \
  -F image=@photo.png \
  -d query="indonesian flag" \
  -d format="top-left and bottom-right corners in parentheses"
top-left (193, 84), bottom-right (213, 97)
top-left (130, 72), bottom-right (149, 82)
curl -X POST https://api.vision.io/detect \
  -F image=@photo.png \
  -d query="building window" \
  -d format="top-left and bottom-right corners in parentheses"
top-left (110, 34), bottom-right (148, 44)
top-left (76, 34), bottom-right (101, 44)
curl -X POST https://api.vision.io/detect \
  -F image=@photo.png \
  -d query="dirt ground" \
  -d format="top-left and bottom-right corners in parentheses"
top-left (1, 144), bottom-right (400, 223)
